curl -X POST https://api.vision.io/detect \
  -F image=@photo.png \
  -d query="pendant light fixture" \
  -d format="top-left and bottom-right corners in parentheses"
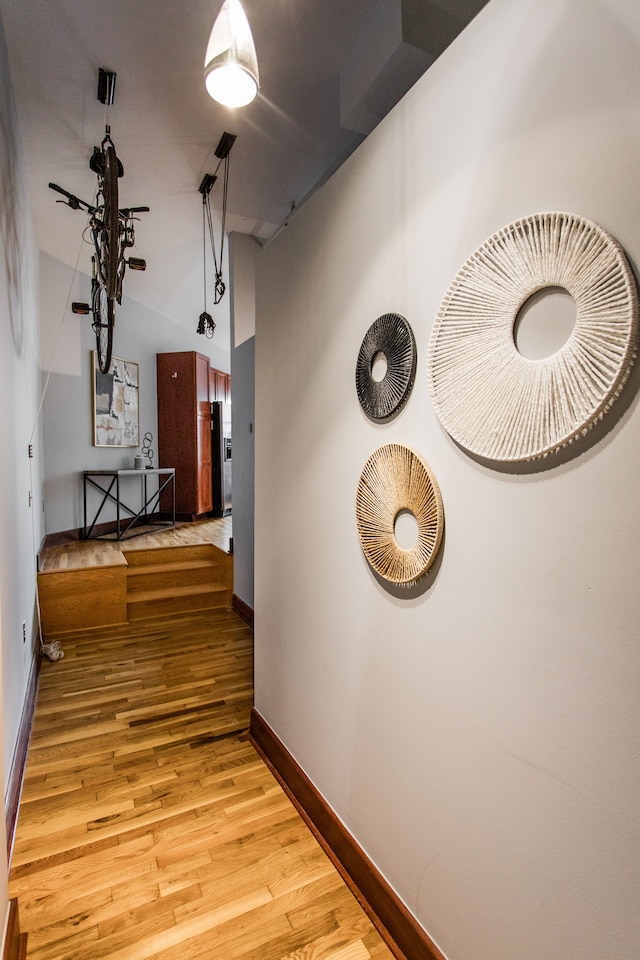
top-left (204, 0), bottom-right (259, 108)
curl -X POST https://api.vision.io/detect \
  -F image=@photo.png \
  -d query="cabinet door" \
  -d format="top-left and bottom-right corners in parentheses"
top-left (157, 352), bottom-right (198, 515)
top-left (210, 368), bottom-right (231, 404)
top-left (195, 353), bottom-right (213, 514)
top-left (197, 415), bottom-right (212, 515)
top-left (214, 369), bottom-right (226, 403)
top-left (157, 351), bottom-right (213, 518)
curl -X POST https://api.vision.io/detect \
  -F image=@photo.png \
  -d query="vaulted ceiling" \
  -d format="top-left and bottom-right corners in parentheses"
top-left (1, 0), bottom-right (488, 340)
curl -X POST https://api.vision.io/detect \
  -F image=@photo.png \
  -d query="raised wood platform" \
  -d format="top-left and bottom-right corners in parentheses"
top-left (37, 518), bottom-right (234, 639)
top-left (37, 562), bottom-right (128, 635)
top-left (38, 515), bottom-right (233, 571)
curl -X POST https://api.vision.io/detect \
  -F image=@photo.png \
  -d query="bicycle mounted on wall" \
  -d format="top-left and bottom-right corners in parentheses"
top-left (48, 70), bottom-right (148, 374)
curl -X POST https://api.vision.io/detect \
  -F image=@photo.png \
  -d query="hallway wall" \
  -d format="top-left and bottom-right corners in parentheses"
top-left (229, 232), bottom-right (257, 612)
top-left (254, 1), bottom-right (640, 958)
top-left (0, 2), bottom-right (43, 920)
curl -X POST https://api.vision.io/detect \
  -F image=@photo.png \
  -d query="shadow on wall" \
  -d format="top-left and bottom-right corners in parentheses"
top-left (462, 318), bottom-right (640, 478)
top-left (0, 38), bottom-right (26, 357)
top-left (365, 529), bottom-right (445, 601)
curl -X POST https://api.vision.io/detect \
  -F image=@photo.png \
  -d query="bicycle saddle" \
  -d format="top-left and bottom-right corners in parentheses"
top-left (89, 145), bottom-right (124, 178)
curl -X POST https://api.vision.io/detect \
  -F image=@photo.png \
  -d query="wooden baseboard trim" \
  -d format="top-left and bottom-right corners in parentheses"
top-left (231, 594), bottom-right (253, 628)
top-left (249, 708), bottom-right (445, 960)
top-left (5, 656), bottom-right (40, 866)
top-left (2, 900), bottom-right (27, 960)
top-left (40, 527), bottom-right (82, 552)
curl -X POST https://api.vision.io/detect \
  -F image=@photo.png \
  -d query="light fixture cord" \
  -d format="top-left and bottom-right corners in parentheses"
top-left (202, 196), bottom-right (208, 314)
top-left (204, 151), bottom-right (229, 304)
top-left (205, 194), bottom-right (217, 278)
top-left (216, 153), bottom-right (230, 301)
top-left (205, 193), bottom-right (224, 302)
top-left (220, 152), bottom-right (229, 268)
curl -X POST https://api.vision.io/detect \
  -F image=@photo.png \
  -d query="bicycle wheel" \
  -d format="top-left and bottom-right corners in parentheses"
top-left (99, 140), bottom-right (120, 301)
top-left (92, 280), bottom-right (114, 374)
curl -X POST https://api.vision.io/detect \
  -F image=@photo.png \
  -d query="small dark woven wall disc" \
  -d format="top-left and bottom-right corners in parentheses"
top-left (355, 313), bottom-right (417, 420)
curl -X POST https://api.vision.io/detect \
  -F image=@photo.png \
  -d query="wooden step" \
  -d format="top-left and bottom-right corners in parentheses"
top-left (124, 542), bottom-right (229, 619)
top-left (126, 559), bottom-right (221, 594)
top-left (123, 543), bottom-right (221, 566)
top-left (36, 522), bottom-right (234, 636)
top-left (127, 582), bottom-right (230, 620)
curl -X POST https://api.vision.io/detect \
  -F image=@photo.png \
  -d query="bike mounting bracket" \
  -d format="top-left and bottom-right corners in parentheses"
top-left (214, 132), bottom-right (236, 160)
top-left (199, 174), bottom-right (217, 197)
top-left (97, 68), bottom-right (117, 106)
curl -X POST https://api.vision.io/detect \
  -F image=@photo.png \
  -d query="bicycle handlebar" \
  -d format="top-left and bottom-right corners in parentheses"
top-left (49, 183), bottom-right (149, 219)
top-left (48, 182), bottom-right (95, 214)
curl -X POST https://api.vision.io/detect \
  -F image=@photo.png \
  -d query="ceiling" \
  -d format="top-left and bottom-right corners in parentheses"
top-left (1, 0), bottom-right (488, 343)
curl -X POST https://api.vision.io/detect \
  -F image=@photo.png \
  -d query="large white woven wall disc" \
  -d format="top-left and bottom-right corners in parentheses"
top-left (427, 212), bottom-right (639, 462)
top-left (356, 443), bottom-right (444, 585)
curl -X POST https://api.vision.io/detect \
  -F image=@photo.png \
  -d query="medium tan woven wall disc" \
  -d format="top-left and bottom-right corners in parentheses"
top-left (356, 443), bottom-right (444, 585)
top-left (427, 212), bottom-right (639, 462)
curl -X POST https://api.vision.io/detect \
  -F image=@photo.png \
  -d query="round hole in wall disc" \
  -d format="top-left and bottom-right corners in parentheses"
top-left (513, 286), bottom-right (576, 359)
top-left (394, 508), bottom-right (419, 550)
top-left (371, 351), bottom-right (388, 382)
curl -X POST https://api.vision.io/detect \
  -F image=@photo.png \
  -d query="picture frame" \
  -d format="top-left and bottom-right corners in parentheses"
top-left (92, 352), bottom-right (139, 447)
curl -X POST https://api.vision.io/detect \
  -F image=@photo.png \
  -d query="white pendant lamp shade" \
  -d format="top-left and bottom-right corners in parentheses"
top-left (204, 0), bottom-right (259, 107)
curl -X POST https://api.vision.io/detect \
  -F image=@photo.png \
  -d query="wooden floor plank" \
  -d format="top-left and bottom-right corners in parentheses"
top-left (38, 516), bottom-right (234, 572)
top-left (10, 583), bottom-right (394, 960)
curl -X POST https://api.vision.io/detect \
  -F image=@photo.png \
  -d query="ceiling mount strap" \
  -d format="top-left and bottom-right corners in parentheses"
top-left (97, 69), bottom-right (117, 105)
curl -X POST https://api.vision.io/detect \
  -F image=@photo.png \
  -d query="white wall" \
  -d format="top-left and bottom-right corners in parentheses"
top-left (40, 252), bottom-right (231, 535)
top-left (0, 2), bottom-right (43, 914)
top-left (230, 232), bottom-right (257, 348)
top-left (254, 1), bottom-right (640, 959)
top-left (229, 233), bottom-right (256, 609)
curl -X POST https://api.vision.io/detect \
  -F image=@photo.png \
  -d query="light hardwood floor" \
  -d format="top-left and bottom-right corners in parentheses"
top-left (9, 591), bottom-right (395, 958)
top-left (39, 516), bottom-right (234, 572)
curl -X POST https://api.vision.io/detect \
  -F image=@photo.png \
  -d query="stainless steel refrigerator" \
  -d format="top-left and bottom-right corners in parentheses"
top-left (211, 401), bottom-right (232, 516)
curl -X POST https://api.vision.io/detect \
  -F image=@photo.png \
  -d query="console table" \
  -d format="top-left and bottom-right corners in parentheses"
top-left (82, 468), bottom-right (175, 541)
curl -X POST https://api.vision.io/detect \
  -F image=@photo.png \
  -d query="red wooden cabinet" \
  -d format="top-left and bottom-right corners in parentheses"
top-left (157, 351), bottom-right (213, 519)
top-left (209, 367), bottom-right (231, 403)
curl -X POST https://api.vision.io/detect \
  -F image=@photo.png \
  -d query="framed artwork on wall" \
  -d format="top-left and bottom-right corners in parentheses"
top-left (92, 352), bottom-right (139, 447)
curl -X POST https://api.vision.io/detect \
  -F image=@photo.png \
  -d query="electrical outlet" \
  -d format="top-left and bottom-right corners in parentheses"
top-left (22, 621), bottom-right (26, 643)
top-left (28, 444), bottom-right (33, 458)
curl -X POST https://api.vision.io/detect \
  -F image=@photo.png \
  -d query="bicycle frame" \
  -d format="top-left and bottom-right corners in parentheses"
top-left (49, 126), bottom-right (148, 373)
